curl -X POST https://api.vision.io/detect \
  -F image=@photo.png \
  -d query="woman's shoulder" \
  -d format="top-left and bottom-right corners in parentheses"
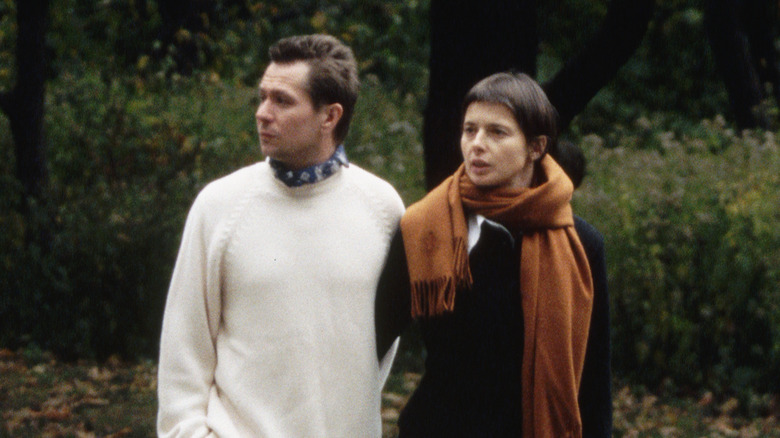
top-left (402, 176), bottom-right (452, 224)
top-left (573, 215), bottom-right (605, 254)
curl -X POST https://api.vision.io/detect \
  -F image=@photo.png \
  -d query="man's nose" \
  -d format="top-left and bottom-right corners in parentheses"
top-left (256, 101), bottom-right (271, 123)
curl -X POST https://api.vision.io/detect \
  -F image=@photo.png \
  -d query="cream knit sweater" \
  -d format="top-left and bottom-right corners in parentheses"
top-left (157, 161), bottom-right (404, 437)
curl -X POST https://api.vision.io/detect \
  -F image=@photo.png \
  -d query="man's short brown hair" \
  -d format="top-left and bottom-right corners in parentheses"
top-left (269, 34), bottom-right (359, 144)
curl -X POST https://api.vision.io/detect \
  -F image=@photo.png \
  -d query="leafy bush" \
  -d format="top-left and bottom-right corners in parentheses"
top-left (42, 0), bottom-right (429, 101)
top-left (572, 118), bottom-right (780, 395)
top-left (2, 0), bottom-right (779, 403)
top-left (1, 70), bottom-right (257, 359)
top-left (347, 75), bottom-right (426, 204)
top-left (0, 69), bottom-right (424, 360)
top-left (545, 1), bottom-right (730, 132)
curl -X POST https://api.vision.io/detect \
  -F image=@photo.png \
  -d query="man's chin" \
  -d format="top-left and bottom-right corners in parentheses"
top-left (260, 144), bottom-right (281, 158)
top-left (262, 150), bottom-right (294, 167)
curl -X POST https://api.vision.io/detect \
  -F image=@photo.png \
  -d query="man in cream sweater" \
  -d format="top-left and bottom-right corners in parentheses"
top-left (157, 34), bottom-right (404, 437)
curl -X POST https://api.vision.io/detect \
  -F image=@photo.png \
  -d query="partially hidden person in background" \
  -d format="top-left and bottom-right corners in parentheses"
top-left (157, 34), bottom-right (405, 437)
top-left (551, 138), bottom-right (586, 190)
top-left (375, 72), bottom-right (611, 437)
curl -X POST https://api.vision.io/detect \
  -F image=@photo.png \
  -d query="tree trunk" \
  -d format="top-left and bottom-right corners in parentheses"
top-left (422, 0), bottom-right (654, 189)
top-left (423, 0), bottom-right (538, 189)
top-left (740, 0), bottom-right (780, 106)
top-left (543, 0), bottom-right (655, 131)
top-left (0, 0), bottom-right (50, 199)
top-left (705, 0), bottom-right (770, 130)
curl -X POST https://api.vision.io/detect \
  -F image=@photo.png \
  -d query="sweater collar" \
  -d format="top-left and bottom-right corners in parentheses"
top-left (268, 145), bottom-right (349, 187)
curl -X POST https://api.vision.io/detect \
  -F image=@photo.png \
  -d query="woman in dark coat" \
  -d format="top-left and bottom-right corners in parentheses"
top-left (375, 72), bottom-right (611, 438)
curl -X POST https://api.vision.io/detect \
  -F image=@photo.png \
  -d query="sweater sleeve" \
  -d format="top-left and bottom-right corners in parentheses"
top-left (575, 216), bottom-right (613, 438)
top-left (157, 193), bottom-right (223, 438)
top-left (375, 227), bottom-right (413, 362)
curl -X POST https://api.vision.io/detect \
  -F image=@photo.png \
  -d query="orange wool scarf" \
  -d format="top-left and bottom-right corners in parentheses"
top-left (400, 155), bottom-right (594, 438)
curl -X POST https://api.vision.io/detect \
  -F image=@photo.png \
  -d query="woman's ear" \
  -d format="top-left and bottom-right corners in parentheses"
top-left (530, 136), bottom-right (548, 161)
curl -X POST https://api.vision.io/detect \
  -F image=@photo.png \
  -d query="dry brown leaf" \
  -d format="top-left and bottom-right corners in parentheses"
top-left (382, 392), bottom-right (406, 406)
top-left (105, 427), bottom-right (133, 437)
top-left (381, 407), bottom-right (400, 422)
top-left (721, 398), bottom-right (740, 415)
top-left (88, 366), bottom-right (115, 381)
top-left (42, 405), bottom-right (72, 421)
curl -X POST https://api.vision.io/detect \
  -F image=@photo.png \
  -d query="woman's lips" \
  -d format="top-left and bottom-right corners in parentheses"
top-left (469, 158), bottom-right (490, 173)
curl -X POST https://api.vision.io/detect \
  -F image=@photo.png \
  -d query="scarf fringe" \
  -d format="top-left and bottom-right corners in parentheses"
top-left (410, 277), bottom-right (455, 317)
top-left (409, 237), bottom-right (472, 317)
top-left (453, 237), bottom-right (472, 287)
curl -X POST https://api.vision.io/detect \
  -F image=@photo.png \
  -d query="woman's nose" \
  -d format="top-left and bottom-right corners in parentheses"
top-left (471, 129), bottom-right (487, 150)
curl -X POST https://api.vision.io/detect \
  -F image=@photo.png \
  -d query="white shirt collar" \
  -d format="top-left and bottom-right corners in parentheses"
top-left (467, 214), bottom-right (514, 252)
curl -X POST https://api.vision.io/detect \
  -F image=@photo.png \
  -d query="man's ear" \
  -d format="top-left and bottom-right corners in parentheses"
top-left (321, 103), bottom-right (344, 133)
top-left (530, 136), bottom-right (548, 161)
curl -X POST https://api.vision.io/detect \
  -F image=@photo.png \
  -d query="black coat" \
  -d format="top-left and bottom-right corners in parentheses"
top-left (375, 216), bottom-right (612, 438)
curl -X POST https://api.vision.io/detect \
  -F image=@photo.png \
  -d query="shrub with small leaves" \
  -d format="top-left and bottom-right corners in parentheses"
top-left (573, 120), bottom-right (780, 395)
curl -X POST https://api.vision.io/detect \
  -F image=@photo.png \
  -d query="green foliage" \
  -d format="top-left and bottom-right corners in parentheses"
top-left (0, 0), bottom-right (15, 91)
top-left (538, 0), bottom-right (608, 67)
top-left (607, 5), bottom-right (726, 118)
top-left (2, 0), bottom-right (780, 402)
top-left (543, 0), bottom-right (731, 131)
top-left (347, 75), bottom-right (426, 205)
top-left (1, 70), bottom-right (259, 359)
top-left (42, 0), bottom-right (429, 100)
top-left (572, 119), bottom-right (780, 395)
top-left (0, 66), bottom-right (423, 360)
top-left (228, 0), bottom-right (429, 99)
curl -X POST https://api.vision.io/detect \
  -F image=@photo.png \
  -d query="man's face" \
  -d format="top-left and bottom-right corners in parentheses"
top-left (256, 61), bottom-right (333, 169)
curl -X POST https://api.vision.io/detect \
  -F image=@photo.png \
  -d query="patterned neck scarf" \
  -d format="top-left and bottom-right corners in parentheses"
top-left (269, 145), bottom-right (349, 187)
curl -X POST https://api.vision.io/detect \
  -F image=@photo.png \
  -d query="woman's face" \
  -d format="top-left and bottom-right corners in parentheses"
top-left (460, 101), bottom-right (543, 189)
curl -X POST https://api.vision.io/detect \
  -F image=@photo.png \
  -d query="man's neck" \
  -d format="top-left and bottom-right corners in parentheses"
top-left (286, 140), bottom-right (337, 170)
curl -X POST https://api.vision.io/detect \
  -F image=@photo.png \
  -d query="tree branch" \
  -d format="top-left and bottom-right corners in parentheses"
top-left (543, 0), bottom-right (656, 131)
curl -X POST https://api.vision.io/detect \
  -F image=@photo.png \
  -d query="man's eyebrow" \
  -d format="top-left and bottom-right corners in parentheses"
top-left (258, 88), bottom-right (294, 99)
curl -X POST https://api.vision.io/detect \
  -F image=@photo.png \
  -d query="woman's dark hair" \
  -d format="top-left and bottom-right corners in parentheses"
top-left (462, 72), bottom-right (559, 157)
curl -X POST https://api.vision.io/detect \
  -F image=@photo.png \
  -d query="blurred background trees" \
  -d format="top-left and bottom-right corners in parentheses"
top-left (705, 0), bottom-right (780, 130)
top-left (1, 0), bottom-right (779, 399)
top-left (423, 0), bottom-right (656, 187)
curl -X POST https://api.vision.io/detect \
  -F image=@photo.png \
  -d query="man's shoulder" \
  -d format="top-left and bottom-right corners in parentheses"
top-left (192, 162), bottom-right (265, 209)
top-left (344, 163), bottom-right (394, 188)
top-left (343, 163), bottom-right (404, 206)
